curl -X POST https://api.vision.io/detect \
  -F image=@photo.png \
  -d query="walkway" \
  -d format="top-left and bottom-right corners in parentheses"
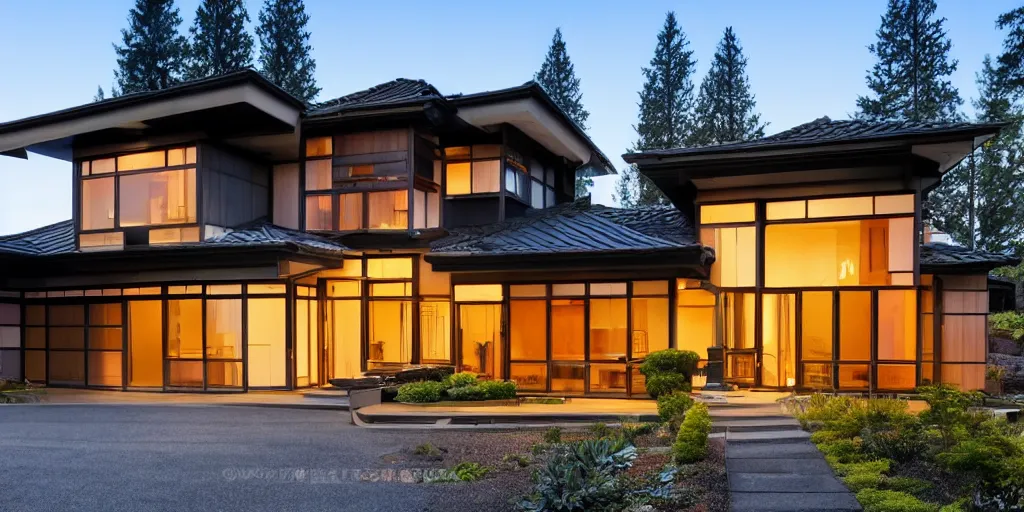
top-left (716, 404), bottom-right (861, 512)
top-left (29, 388), bottom-right (350, 410)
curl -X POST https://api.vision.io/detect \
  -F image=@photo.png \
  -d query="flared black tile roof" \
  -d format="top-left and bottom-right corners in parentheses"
top-left (0, 220), bottom-right (349, 259)
top-left (429, 200), bottom-right (705, 259)
top-left (307, 79), bottom-right (444, 117)
top-left (625, 116), bottom-right (1005, 160)
top-left (920, 242), bottom-right (1020, 272)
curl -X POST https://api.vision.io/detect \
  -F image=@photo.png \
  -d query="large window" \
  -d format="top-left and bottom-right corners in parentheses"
top-left (303, 134), bottom-right (438, 231)
top-left (445, 145), bottom-right (500, 195)
top-left (79, 147), bottom-right (197, 250)
top-left (366, 258), bottom-right (414, 368)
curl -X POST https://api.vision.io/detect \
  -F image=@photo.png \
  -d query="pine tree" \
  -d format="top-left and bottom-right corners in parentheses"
top-left (93, 86), bottom-right (105, 102)
top-left (856, 0), bottom-right (962, 121)
top-left (534, 28), bottom-right (591, 197)
top-left (997, 7), bottom-right (1024, 91)
top-left (690, 27), bottom-right (767, 146)
top-left (256, 0), bottom-right (320, 103)
top-left (185, 0), bottom-right (254, 81)
top-left (113, 0), bottom-right (187, 95)
top-left (535, 28), bottom-right (590, 129)
top-left (618, 12), bottom-right (694, 206)
top-left (928, 57), bottom-right (1024, 250)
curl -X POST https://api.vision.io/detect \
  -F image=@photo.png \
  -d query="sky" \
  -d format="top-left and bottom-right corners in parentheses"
top-left (0, 0), bottom-right (1017, 235)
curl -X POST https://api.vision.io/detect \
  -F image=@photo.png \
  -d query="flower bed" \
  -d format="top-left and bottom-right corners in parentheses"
top-left (396, 372), bottom-right (517, 404)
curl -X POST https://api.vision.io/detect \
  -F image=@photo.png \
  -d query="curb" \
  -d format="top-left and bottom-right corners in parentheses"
top-left (13, 401), bottom-right (350, 411)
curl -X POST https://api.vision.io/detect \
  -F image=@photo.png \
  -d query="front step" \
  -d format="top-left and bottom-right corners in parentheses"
top-left (727, 430), bottom-right (812, 443)
top-left (712, 417), bottom-right (801, 434)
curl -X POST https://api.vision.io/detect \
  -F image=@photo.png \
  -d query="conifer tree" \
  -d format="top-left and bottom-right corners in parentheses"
top-left (113, 0), bottom-right (187, 95)
top-left (534, 28), bottom-right (592, 197)
top-left (618, 12), bottom-right (694, 206)
top-left (997, 6), bottom-right (1024, 91)
top-left (256, 0), bottom-right (320, 103)
top-left (93, 86), bottom-right (105, 102)
top-left (928, 56), bottom-right (1024, 251)
top-left (535, 28), bottom-right (590, 129)
top-left (185, 0), bottom-right (254, 81)
top-left (856, 0), bottom-right (962, 121)
top-left (690, 27), bottom-right (766, 146)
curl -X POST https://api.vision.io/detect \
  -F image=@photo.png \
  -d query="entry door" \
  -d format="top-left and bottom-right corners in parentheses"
top-left (127, 300), bottom-right (163, 388)
top-left (761, 294), bottom-right (796, 387)
top-left (327, 299), bottom-right (361, 380)
top-left (457, 304), bottom-right (502, 380)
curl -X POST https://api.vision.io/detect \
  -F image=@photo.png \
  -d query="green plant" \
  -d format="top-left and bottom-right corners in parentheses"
top-left (860, 412), bottom-right (927, 463)
top-left (832, 459), bottom-right (891, 477)
top-left (589, 422), bottom-right (612, 438)
top-left (817, 438), bottom-right (868, 464)
top-left (639, 349), bottom-right (698, 398)
top-left (987, 365), bottom-right (1008, 382)
top-left (672, 403), bottom-right (712, 464)
top-left (0, 379), bottom-right (41, 404)
top-left (845, 471), bottom-right (883, 492)
top-left (543, 427), bottom-right (562, 444)
top-left (937, 497), bottom-right (970, 512)
top-left (445, 385), bottom-right (487, 401)
top-left (656, 391), bottom-right (694, 424)
top-left (396, 380), bottom-right (446, 403)
top-left (477, 379), bottom-right (517, 400)
top-left (917, 385), bottom-right (983, 449)
top-left (883, 476), bottom-right (932, 494)
top-left (449, 461), bottom-right (490, 482)
top-left (517, 438), bottom-right (637, 511)
top-left (644, 373), bottom-right (690, 399)
top-left (989, 310), bottom-right (1024, 341)
top-left (855, 489), bottom-right (939, 512)
top-left (445, 371), bottom-right (479, 388)
top-left (502, 453), bottom-right (532, 468)
top-left (620, 422), bottom-right (658, 444)
top-left (413, 442), bottom-right (442, 457)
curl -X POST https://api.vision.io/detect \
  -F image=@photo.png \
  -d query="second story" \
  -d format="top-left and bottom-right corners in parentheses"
top-left (0, 71), bottom-right (614, 253)
top-left (624, 117), bottom-right (1006, 291)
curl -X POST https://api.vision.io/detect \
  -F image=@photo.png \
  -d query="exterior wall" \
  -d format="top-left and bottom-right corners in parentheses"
top-left (271, 163), bottom-right (300, 229)
top-left (200, 144), bottom-right (269, 230)
top-left (935, 274), bottom-right (988, 390)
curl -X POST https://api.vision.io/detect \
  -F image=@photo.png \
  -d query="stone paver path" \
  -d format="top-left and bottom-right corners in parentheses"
top-left (716, 405), bottom-right (861, 512)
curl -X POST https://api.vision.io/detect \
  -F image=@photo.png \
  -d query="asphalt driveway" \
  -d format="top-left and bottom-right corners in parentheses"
top-left (0, 405), bottom-right (500, 512)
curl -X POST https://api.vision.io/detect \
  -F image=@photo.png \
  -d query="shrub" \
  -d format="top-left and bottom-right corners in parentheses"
top-left (413, 443), bottom-right (442, 457)
top-left (445, 385), bottom-right (488, 401)
top-left (855, 489), bottom-right (939, 512)
top-left (656, 392), bottom-right (694, 424)
top-left (620, 422), bottom-right (658, 444)
top-left (672, 403), bottom-right (712, 464)
top-left (990, 310), bottom-right (1024, 341)
top-left (640, 349), bottom-right (698, 398)
top-left (845, 471), bottom-right (883, 492)
top-left (517, 438), bottom-right (637, 511)
top-left (502, 453), bottom-right (532, 468)
top-left (810, 429), bottom-right (845, 444)
top-left (883, 476), bottom-right (932, 494)
top-left (445, 372), bottom-right (479, 389)
top-left (450, 461), bottom-right (490, 482)
top-left (396, 380), bottom-right (446, 403)
top-left (644, 373), bottom-right (690, 399)
top-left (589, 422), bottom-right (612, 438)
top-left (818, 438), bottom-right (868, 464)
top-left (477, 379), bottom-right (517, 400)
top-left (917, 385), bottom-right (983, 449)
top-left (832, 459), bottom-right (891, 477)
top-left (937, 436), bottom-right (1021, 477)
top-left (861, 413), bottom-right (927, 463)
top-left (543, 427), bottom-right (562, 444)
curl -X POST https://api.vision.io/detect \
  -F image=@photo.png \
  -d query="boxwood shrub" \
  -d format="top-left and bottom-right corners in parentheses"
top-left (639, 349), bottom-right (699, 398)
top-left (396, 380), bottom-right (446, 403)
top-left (672, 402), bottom-right (712, 464)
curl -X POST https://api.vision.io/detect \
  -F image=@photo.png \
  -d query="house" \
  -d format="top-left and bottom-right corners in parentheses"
top-left (0, 70), bottom-right (1013, 395)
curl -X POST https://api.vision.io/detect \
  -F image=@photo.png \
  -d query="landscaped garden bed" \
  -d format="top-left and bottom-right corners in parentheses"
top-left (782, 385), bottom-right (1024, 511)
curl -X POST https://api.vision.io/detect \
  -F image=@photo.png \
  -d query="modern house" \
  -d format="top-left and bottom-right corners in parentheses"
top-left (0, 70), bottom-right (1013, 395)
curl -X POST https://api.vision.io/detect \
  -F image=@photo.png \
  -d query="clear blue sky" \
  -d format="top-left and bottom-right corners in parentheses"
top-left (0, 0), bottom-right (1016, 235)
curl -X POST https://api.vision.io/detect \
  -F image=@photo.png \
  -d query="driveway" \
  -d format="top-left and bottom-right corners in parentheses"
top-left (0, 405), bottom-right (507, 512)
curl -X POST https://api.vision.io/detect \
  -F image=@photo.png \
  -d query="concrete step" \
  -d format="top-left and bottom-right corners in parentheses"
top-left (712, 417), bottom-right (801, 433)
top-left (731, 491), bottom-right (862, 512)
top-left (726, 457), bottom-right (833, 475)
top-left (729, 472), bottom-right (851, 493)
top-left (727, 429), bottom-right (811, 443)
top-left (727, 440), bottom-right (824, 459)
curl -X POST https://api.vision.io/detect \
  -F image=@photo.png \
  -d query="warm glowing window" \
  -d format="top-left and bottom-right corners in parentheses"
top-left (839, 291), bottom-right (871, 360)
top-left (458, 304), bottom-right (502, 378)
top-left (419, 300), bottom-right (451, 363)
top-left (677, 289), bottom-right (714, 358)
top-left (305, 137), bottom-right (333, 157)
top-left (248, 284), bottom-right (286, 295)
top-left (510, 300), bottom-right (547, 360)
top-left (877, 290), bottom-right (916, 360)
top-left (206, 299), bottom-right (242, 360)
top-left (119, 169), bottom-right (197, 226)
top-left (764, 218), bottom-right (914, 287)
top-left (635, 297), bottom-right (670, 357)
top-left (367, 191), bottom-right (408, 229)
top-left (117, 150), bottom-right (166, 172)
top-left (510, 284), bottom-right (546, 297)
top-left (589, 298), bottom-right (627, 360)
top-left (874, 194), bottom-right (914, 215)
top-left (551, 299), bottom-right (584, 360)
top-left (79, 232), bottom-right (124, 251)
top-left (801, 291), bottom-right (833, 360)
top-left (590, 283), bottom-right (627, 296)
top-left (304, 159), bottom-right (332, 191)
top-left (327, 281), bottom-right (360, 297)
top-left (167, 299), bottom-right (202, 359)
top-left (766, 200), bottom-right (806, 220)
top-left (807, 196), bottom-right (874, 218)
top-left (453, 284), bottom-right (503, 302)
top-left (700, 203), bottom-right (755, 224)
top-left (723, 293), bottom-right (755, 349)
top-left (368, 301), bottom-right (413, 366)
top-left (552, 283), bottom-right (586, 296)
top-left (81, 177), bottom-right (114, 230)
top-left (701, 226), bottom-right (756, 287)
top-left (370, 282), bottom-right (412, 297)
top-left (445, 145), bottom-right (501, 195)
top-left (634, 281), bottom-right (669, 295)
top-left (305, 195), bottom-right (332, 230)
top-left (149, 227), bottom-right (200, 244)
top-left (247, 298), bottom-right (286, 387)
top-left (366, 258), bottom-right (413, 279)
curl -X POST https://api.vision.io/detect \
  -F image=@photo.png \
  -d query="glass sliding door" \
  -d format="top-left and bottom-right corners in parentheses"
top-left (457, 304), bottom-right (502, 380)
top-left (761, 294), bottom-right (796, 388)
top-left (128, 300), bottom-right (163, 387)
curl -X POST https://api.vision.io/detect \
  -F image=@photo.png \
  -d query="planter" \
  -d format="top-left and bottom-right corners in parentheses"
top-left (397, 399), bottom-right (520, 407)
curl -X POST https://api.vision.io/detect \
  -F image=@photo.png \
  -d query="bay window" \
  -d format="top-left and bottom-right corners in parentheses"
top-left (78, 146), bottom-right (198, 250)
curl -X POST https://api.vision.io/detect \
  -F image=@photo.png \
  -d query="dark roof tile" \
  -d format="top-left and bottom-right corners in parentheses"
top-left (919, 242), bottom-right (1020, 272)
top-left (308, 79), bottom-right (443, 117)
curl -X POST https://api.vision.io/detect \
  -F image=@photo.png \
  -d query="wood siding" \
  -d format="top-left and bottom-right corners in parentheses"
top-left (272, 163), bottom-right (300, 229)
top-left (201, 145), bottom-right (269, 229)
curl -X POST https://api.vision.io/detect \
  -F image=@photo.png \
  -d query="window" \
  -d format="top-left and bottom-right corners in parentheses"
top-left (676, 288), bottom-right (713, 358)
top-left (839, 291), bottom-right (871, 361)
top-left (700, 203), bottom-right (755, 224)
top-left (764, 218), bottom-right (914, 287)
top-left (419, 300), bottom-right (451, 363)
top-left (79, 147), bottom-right (197, 249)
top-left (0, 303), bottom-right (20, 381)
top-left (305, 195), bottom-right (332, 230)
top-left (367, 191), bottom-right (408, 229)
top-left (801, 291), bottom-right (833, 360)
top-left (877, 290), bottom-right (916, 360)
top-left (505, 148), bottom-right (530, 200)
top-left (551, 299), bottom-right (584, 360)
top-left (723, 293), bottom-right (756, 350)
top-left (589, 298), bottom-right (627, 360)
top-left (445, 145), bottom-right (501, 195)
top-left (701, 227), bottom-right (756, 287)
top-left (510, 300), bottom-right (547, 360)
